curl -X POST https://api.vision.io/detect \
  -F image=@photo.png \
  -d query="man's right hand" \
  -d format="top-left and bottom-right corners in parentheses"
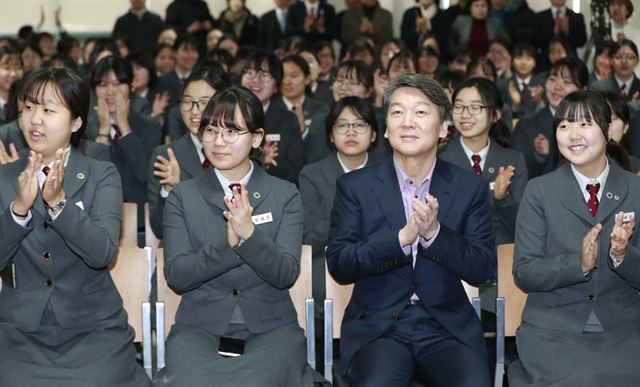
top-left (399, 216), bottom-right (419, 247)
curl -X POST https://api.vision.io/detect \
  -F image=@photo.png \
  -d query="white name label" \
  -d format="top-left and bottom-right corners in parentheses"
top-left (265, 134), bottom-right (281, 143)
top-left (623, 212), bottom-right (635, 224)
top-left (252, 212), bottom-right (273, 225)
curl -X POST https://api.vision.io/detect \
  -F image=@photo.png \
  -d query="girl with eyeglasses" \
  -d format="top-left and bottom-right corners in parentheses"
top-left (156, 86), bottom-right (308, 387)
top-left (299, 96), bottom-right (377, 323)
top-left (440, 77), bottom-right (527, 245)
top-left (592, 39), bottom-right (640, 103)
top-left (305, 60), bottom-right (377, 164)
top-left (147, 65), bottom-right (231, 240)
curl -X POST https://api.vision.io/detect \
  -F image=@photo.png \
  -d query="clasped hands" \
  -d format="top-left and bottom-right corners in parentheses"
top-left (399, 193), bottom-right (439, 247)
top-left (13, 149), bottom-right (68, 216)
top-left (582, 212), bottom-right (636, 273)
top-left (223, 184), bottom-right (255, 248)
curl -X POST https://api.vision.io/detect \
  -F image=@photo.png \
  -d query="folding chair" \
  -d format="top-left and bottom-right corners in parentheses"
top-left (155, 245), bottom-right (316, 371)
top-left (109, 246), bottom-right (153, 378)
top-left (120, 202), bottom-right (138, 247)
top-left (323, 262), bottom-right (481, 385)
top-left (494, 243), bottom-right (528, 387)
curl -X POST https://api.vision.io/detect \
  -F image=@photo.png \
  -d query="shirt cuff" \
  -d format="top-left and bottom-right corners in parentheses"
top-left (419, 222), bottom-right (441, 249)
top-left (47, 206), bottom-right (64, 221)
top-left (610, 250), bottom-right (623, 268)
top-left (10, 202), bottom-right (32, 227)
top-left (160, 186), bottom-right (170, 198)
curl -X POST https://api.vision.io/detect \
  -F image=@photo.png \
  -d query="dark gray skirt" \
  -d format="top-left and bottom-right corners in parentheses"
top-left (0, 308), bottom-right (151, 387)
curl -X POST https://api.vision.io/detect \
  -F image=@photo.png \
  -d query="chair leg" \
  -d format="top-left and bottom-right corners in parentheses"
top-left (324, 299), bottom-right (334, 384)
top-left (495, 297), bottom-right (506, 387)
top-left (305, 298), bottom-right (316, 370)
top-left (155, 302), bottom-right (166, 371)
top-left (141, 302), bottom-right (152, 378)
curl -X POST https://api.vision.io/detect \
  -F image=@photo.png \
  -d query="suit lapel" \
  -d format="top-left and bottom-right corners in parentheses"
top-left (483, 143), bottom-right (501, 181)
top-left (429, 160), bottom-right (454, 222)
top-left (63, 147), bottom-right (89, 200)
top-left (596, 162), bottom-right (628, 224)
top-left (555, 163), bottom-right (597, 224)
top-left (374, 158), bottom-right (407, 231)
top-left (174, 133), bottom-right (202, 179)
top-left (246, 165), bottom-right (270, 210)
top-left (198, 169), bottom-right (227, 212)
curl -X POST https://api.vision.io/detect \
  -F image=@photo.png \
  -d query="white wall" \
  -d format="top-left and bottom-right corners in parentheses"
top-left (0, 0), bottom-right (613, 39)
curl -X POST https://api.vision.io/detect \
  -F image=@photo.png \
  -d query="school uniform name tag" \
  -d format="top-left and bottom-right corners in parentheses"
top-left (252, 212), bottom-right (273, 225)
top-left (265, 134), bottom-right (281, 143)
top-left (623, 212), bottom-right (635, 224)
top-left (489, 182), bottom-right (495, 191)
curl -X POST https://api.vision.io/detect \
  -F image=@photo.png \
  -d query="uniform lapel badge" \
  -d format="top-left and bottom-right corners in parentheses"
top-left (77, 172), bottom-right (85, 180)
top-left (606, 192), bottom-right (613, 200)
top-left (252, 212), bottom-right (273, 225)
top-left (253, 192), bottom-right (261, 199)
top-left (265, 134), bottom-right (281, 143)
top-left (487, 167), bottom-right (495, 173)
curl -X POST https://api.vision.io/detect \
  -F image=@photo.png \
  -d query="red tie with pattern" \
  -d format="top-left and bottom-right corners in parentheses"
top-left (201, 151), bottom-right (210, 170)
top-left (471, 154), bottom-right (482, 176)
top-left (621, 83), bottom-right (627, 99)
top-left (586, 183), bottom-right (600, 217)
top-left (112, 124), bottom-right (122, 145)
top-left (41, 166), bottom-right (50, 192)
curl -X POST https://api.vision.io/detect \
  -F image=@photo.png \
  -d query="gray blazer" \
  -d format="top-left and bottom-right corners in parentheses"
top-left (0, 148), bottom-right (123, 332)
top-left (514, 161), bottom-right (640, 333)
top-left (439, 136), bottom-right (528, 244)
top-left (448, 15), bottom-right (510, 58)
top-left (147, 132), bottom-right (204, 239)
top-left (163, 162), bottom-right (303, 335)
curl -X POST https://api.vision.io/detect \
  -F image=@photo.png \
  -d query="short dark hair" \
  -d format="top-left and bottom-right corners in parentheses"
top-left (334, 60), bottom-right (374, 90)
top-left (127, 51), bottom-right (158, 88)
top-left (325, 96), bottom-right (378, 149)
top-left (182, 63), bottom-right (232, 97)
top-left (548, 36), bottom-right (577, 58)
top-left (387, 50), bottom-right (416, 75)
top-left (91, 55), bottom-right (133, 89)
top-left (548, 57), bottom-right (589, 89)
top-left (57, 35), bottom-right (80, 58)
top-left (87, 38), bottom-right (120, 70)
top-left (199, 85), bottom-right (264, 140)
top-left (466, 56), bottom-right (497, 81)
top-left (174, 34), bottom-right (199, 52)
top-left (18, 67), bottom-right (90, 147)
top-left (512, 42), bottom-right (536, 59)
top-left (282, 54), bottom-right (310, 77)
top-left (244, 49), bottom-right (283, 85)
top-left (611, 38), bottom-right (639, 58)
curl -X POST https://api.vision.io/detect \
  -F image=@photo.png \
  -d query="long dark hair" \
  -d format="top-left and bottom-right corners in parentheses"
top-left (451, 77), bottom-right (511, 147)
top-left (554, 90), bottom-right (632, 172)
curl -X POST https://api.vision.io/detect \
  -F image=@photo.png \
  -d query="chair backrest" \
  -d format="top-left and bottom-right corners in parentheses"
top-left (109, 246), bottom-right (153, 378)
top-left (289, 244), bottom-right (313, 335)
top-left (120, 202), bottom-right (138, 247)
top-left (497, 243), bottom-right (527, 337)
top-left (156, 248), bottom-right (181, 340)
top-left (144, 203), bottom-right (161, 252)
top-left (324, 261), bottom-right (354, 340)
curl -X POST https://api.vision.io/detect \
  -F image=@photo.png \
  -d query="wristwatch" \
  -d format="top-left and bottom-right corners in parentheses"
top-left (49, 199), bottom-right (66, 216)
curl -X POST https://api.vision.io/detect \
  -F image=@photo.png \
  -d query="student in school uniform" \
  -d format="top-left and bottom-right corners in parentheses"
top-left (591, 39), bottom-right (640, 105)
top-left (272, 54), bottom-right (329, 143)
top-left (508, 90), bottom-right (640, 386)
top-left (240, 50), bottom-right (305, 184)
top-left (147, 65), bottom-right (231, 239)
top-left (440, 77), bottom-right (528, 245)
top-left (497, 42), bottom-right (545, 119)
top-left (299, 96), bottom-right (378, 326)
top-left (155, 86), bottom-right (308, 387)
top-left (304, 59), bottom-right (380, 164)
top-left (85, 55), bottom-right (162, 229)
top-left (601, 91), bottom-right (640, 173)
top-left (512, 57), bottom-right (588, 179)
top-left (0, 67), bottom-right (150, 386)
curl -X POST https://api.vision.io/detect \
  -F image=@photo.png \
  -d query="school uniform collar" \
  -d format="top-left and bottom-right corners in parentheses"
top-left (199, 160), bottom-right (269, 211)
top-left (614, 75), bottom-right (633, 93)
top-left (262, 100), bottom-right (271, 113)
top-left (552, 6), bottom-right (566, 18)
top-left (570, 160), bottom-right (609, 202)
top-left (189, 133), bottom-right (205, 163)
top-left (214, 161), bottom-right (254, 198)
top-left (516, 75), bottom-right (532, 90)
top-left (282, 95), bottom-right (305, 111)
top-left (336, 152), bottom-right (368, 173)
top-left (460, 137), bottom-right (490, 171)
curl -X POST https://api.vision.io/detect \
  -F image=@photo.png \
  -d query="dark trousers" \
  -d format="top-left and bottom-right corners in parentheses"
top-left (347, 303), bottom-right (490, 387)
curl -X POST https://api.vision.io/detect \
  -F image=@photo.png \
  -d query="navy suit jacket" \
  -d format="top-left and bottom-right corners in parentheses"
top-left (326, 157), bottom-right (496, 374)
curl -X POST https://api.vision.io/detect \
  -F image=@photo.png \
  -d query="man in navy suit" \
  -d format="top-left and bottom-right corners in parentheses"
top-left (326, 74), bottom-right (495, 387)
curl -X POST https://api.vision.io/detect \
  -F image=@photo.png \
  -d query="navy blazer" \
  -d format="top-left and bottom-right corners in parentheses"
top-left (286, 1), bottom-right (337, 45)
top-left (258, 9), bottom-right (288, 51)
top-left (400, 6), bottom-right (447, 54)
top-left (533, 8), bottom-right (587, 67)
top-left (326, 157), bottom-right (496, 374)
